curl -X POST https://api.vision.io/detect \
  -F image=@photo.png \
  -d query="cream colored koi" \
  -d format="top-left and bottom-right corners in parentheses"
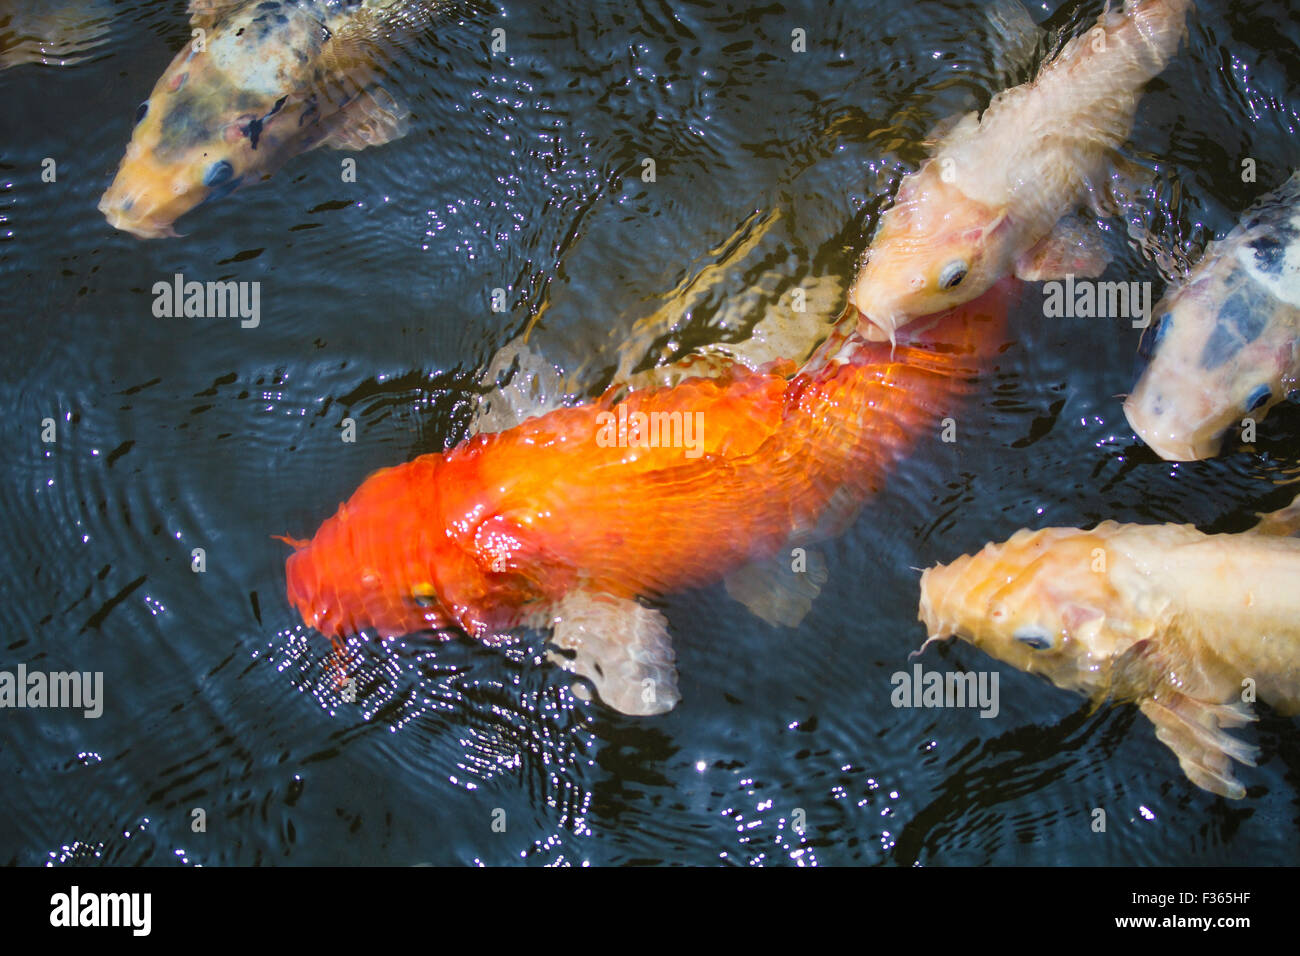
top-left (918, 494), bottom-right (1300, 799)
top-left (851, 0), bottom-right (1193, 343)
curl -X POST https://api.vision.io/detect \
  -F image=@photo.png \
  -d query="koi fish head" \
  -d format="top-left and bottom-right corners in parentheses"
top-left (850, 162), bottom-right (1012, 342)
top-left (282, 462), bottom-right (459, 642)
top-left (1125, 266), bottom-right (1300, 461)
top-left (99, 12), bottom-right (321, 238)
top-left (918, 526), bottom-right (1144, 698)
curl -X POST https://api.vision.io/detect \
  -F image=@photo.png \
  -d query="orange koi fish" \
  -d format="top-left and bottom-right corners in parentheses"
top-left (282, 283), bottom-right (1013, 715)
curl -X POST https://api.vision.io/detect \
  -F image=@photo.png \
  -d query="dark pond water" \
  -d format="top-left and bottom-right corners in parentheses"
top-left (1, 0), bottom-right (1298, 866)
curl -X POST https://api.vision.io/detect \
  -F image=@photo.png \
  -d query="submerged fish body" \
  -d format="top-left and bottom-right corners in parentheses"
top-left (850, 0), bottom-right (1192, 341)
top-left (1125, 172), bottom-right (1300, 459)
top-left (99, 0), bottom-right (436, 238)
top-left (0, 0), bottom-right (115, 69)
top-left (919, 500), bottom-right (1300, 798)
top-left (283, 284), bottom-right (1013, 715)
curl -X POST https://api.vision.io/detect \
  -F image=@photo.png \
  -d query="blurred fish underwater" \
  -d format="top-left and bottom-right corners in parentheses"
top-left (1, 0), bottom-right (1299, 867)
top-left (0, 0), bottom-right (116, 68)
top-left (1126, 168), bottom-right (1300, 460)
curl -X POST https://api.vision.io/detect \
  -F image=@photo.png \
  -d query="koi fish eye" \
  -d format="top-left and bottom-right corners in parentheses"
top-left (939, 261), bottom-right (968, 290)
top-left (1013, 627), bottom-right (1053, 650)
top-left (1246, 384), bottom-right (1271, 411)
top-left (203, 160), bottom-right (235, 188)
top-left (134, 101), bottom-right (149, 125)
top-left (411, 584), bottom-right (439, 608)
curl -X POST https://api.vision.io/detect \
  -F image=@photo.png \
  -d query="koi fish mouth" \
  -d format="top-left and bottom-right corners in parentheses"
top-left (850, 298), bottom-right (947, 348)
top-left (1123, 363), bottom-right (1229, 461)
top-left (846, 282), bottom-right (900, 344)
top-left (1122, 405), bottom-right (1221, 461)
top-left (280, 533), bottom-right (453, 641)
top-left (97, 193), bottom-right (180, 240)
top-left (856, 310), bottom-right (897, 344)
top-left (282, 544), bottom-right (338, 636)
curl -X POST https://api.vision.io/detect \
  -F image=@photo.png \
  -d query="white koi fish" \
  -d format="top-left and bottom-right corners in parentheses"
top-left (850, 0), bottom-right (1193, 342)
top-left (917, 495), bottom-right (1300, 799)
top-left (1125, 171), bottom-right (1300, 459)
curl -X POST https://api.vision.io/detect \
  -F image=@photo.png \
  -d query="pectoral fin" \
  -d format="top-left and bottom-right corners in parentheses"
top-left (983, 0), bottom-right (1042, 86)
top-left (1115, 636), bottom-right (1259, 798)
top-left (315, 85), bottom-right (410, 150)
top-left (724, 548), bottom-right (829, 628)
top-left (471, 339), bottom-right (572, 436)
top-left (319, 0), bottom-right (459, 73)
top-left (546, 592), bottom-right (680, 716)
top-left (1080, 151), bottom-right (1155, 218)
top-left (1138, 693), bottom-right (1258, 799)
top-left (922, 110), bottom-right (979, 149)
top-left (1251, 492), bottom-right (1300, 537)
top-left (188, 1), bottom-right (246, 30)
top-left (309, 0), bottom-right (475, 151)
top-left (1014, 215), bottom-right (1109, 281)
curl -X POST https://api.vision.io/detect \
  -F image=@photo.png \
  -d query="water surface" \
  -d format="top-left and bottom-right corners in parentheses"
top-left (1, 0), bottom-right (1298, 866)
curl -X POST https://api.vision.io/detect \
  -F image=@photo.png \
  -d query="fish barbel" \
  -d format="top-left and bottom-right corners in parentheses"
top-left (918, 497), bottom-right (1300, 798)
top-left (850, 0), bottom-right (1192, 342)
top-left (1125, 171), bottom-right (1300, 460)
top-left (99, 0), bottom-right (453, 238)
top-left (282, 283), bottom-right (1013, 716)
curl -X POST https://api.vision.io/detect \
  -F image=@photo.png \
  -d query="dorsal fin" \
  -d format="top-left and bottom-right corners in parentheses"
top-left (724, 548), bottom-right (829, 628)
top-left (188, 1), bottom-right (246, 31)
